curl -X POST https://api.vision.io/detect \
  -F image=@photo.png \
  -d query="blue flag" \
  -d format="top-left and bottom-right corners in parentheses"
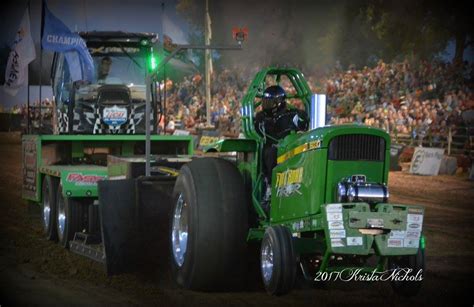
top-left (41, 1), bottom-right (94, 82)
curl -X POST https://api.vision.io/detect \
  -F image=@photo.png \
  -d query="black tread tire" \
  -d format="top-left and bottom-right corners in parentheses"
top-left (41, 176), bottom-right (59, 241)
top-left (56, 184), bottom-right (86, 248)
top-left (389, 247), bottom-right (425, 297)
top-left (170, 158), bottom-right (248, 291)
top-left (261, 225), bottom-right (297, 295)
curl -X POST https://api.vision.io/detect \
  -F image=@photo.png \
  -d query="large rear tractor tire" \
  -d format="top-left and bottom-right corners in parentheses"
top-left (170, 158), bottom-right (249, 291)
top-left (260, 225), bottom-right (297, 295)
top-left (389, 247), bottom-right (425, 297)
top-left (41, 175), bottom-right (59, 241)
top-left (56, 184), bottom-right (86, 248)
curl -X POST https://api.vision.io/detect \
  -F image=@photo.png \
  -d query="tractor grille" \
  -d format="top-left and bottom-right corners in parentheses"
top-left (328, 134), bottom-right (385, 161)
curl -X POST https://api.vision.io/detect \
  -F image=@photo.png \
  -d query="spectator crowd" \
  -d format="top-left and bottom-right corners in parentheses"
top-left (323, 60), bottom-right (473, 147)
top-left (160, 59), bottom-right (473, 149)
top-left (5, 58), bottom-right (473, 148)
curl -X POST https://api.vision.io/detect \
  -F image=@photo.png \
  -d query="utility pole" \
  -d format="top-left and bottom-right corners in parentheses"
top-left (204, 0), bottom-right (212, 127)
top-left (143, 31), bottom-right (245, 177)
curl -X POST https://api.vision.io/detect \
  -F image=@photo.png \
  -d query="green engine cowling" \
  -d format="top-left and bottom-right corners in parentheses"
top-left (270, 124), bottom-right (424, 256)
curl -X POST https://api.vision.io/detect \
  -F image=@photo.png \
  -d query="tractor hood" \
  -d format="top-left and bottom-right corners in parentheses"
top-left (276, 124), bottom-right (391, 164)
top-left (271, 124), bottom-right (392, 222)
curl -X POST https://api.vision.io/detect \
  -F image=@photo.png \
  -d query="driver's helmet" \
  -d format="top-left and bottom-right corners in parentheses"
top-left (262, 85), bottom-right (286, 115)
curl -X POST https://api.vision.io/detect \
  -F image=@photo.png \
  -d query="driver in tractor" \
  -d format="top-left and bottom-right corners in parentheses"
top-left (254, 85), bottom-right (309, 208)
top-left (97, 56), bottom-right (112, 84)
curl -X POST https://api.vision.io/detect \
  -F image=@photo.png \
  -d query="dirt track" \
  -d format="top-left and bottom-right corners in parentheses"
top-left (1, 132), bottom-right (473, 306)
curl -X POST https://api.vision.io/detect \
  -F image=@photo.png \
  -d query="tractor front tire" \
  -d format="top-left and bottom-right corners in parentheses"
top-left (170, 158), bottom-right (248, 291)
top-left (41, 175), bottom-right (59, 241)
top-left (260, 225), bottom-right (297, 295)
top-left (56, 185), bottom-right (85, 248)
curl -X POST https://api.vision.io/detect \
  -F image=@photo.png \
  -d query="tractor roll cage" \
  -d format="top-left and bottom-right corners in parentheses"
top-left (240, 67), bottom-right (313, 142)
top-left (237, 68), bottom-right (313, 223)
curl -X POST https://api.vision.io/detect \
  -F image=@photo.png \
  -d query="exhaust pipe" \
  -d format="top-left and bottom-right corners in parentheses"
top-left (310, 94), bottom-right (326, 130)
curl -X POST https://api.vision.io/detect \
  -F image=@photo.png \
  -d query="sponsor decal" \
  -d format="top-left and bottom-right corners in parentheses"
top-left (199, 135), bottom-right (220, 146)
top-left (387, 210), bottom-right (424, 248)
top-left (326, 203), bottom-right (342, 213)
top-left (308, 140), bottom-right (321, 150)
top-left (410, 147), bottom-right (444, 175)
top-left (406, 230), bottom-right (421, 239)
top-left (89, 46), bottom-right (141, 54)
top-left (292, 222), bottom-right (299, 231)
top-left (276, 140), bottom-right (321, 164)
top-left (103, 106), bottom-right (128, 126)
top-left (407, 213), bottom-right (424, 225)
top-left (292, 220), bottom-right (309, 231)
top-left (197, 130), bottom-right (220, 150)
top-left (22, 138), bottom-right (38, 198)
top-left (387, 238), bottom-right (403, 247)
top-left (293, 222), bottom-right (302, 231)
top-left (327, 212), bottom-right (343, 221)
top-left (408, 223), bottom-right (421, 229)
top-left (404, 238), bottom-right (420, 248)
top-left (275, 167), bottom-right (303, 197)
top-left (330, 229), bottom-right (346, 238)
top-left (347, 236), bottom-right (363, 246)
top-left (331, 238), bottom-right (345, 247)
top-left (328, 221), bottom-right (345, 230)
top-left (390, 230), bottom-right (406, 239)
top-left (66, 173), bottom-right (106, 186)
top-left (24, 152), bottom-right (36, 166)
top-left (410, 150), bottom-right (424, 173)
top-left (404, 213), bottom-right (422, 244)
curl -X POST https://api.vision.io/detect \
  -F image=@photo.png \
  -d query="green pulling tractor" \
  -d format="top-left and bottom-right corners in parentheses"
top-left (167, 67), bottom-right (425, 296)
top-left (24, 61), bottom-right (425, 296)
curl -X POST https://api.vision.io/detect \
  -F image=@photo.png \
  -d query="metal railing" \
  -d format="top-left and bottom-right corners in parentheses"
top-left (392, 126), bottom-right (473, 157)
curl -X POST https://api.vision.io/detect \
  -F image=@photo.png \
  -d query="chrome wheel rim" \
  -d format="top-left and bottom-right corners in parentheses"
top-left (171, 194), bottom-right (188, 267)
top-left (261, 238), bottom-right (274, 284)
top-left (57, 191), bottom-right (66, 241)
top-left (42, 184), bottom-right (51, 231)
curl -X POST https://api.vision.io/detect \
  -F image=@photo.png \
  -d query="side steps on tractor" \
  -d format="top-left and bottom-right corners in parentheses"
top-left (69, 199), bottom-right (105, 263)
top-left (70, 232), bottom-right (105, 263)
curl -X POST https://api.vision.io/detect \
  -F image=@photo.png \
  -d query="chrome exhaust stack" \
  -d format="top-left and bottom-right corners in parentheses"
top-left (310, 94), bottom-right (326, 130)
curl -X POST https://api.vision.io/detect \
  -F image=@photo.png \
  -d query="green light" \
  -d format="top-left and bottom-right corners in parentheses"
top-left (141, 39), bottom-right (149, 46)
top-left (420, 235), bottom-right (426, 250)
top-left (151, 56), bottom-right (157, 70)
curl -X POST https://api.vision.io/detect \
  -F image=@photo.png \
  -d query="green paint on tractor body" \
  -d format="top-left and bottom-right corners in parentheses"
top-left (22, 134), bottom-right (193, 202)
top-left (40, 165), bottom-right (108, 198)
top-left (211, 67), bottom-right (425, 268)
